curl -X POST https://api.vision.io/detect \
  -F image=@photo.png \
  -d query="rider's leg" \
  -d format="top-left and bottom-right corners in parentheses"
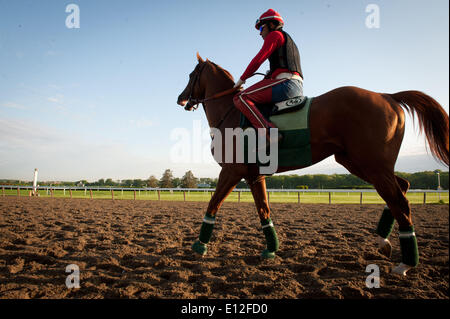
top-left (233, 78), bottom-right (287, 140)
top-left (233, 78), bottom-right (302, 142)
top-left (271, 78), bottom-right (304, 103)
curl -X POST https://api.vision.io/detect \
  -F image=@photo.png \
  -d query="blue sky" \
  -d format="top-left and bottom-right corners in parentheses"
top-left (0, 0), bottom-right (448, 181)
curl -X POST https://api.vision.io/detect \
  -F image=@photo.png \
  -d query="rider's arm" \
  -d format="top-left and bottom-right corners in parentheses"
top-left (240, 31), bottom-right (284, 82)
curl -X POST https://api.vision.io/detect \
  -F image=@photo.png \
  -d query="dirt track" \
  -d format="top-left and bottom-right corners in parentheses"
top-left (0, 197), bottom-right (448, 299)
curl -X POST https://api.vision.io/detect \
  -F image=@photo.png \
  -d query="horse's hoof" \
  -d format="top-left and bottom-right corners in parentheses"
top-left (192, 241), bottom-right (207, 256)
top-left (378, 238), bottom-right (392, 258)
top-left (261, 249), bottom-right (276, 259)
top-left (392, 263), bottom-right (412, 276)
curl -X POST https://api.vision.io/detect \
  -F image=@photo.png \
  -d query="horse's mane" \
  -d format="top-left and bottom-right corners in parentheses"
top-left (207, 60), bottom-right (235, 84)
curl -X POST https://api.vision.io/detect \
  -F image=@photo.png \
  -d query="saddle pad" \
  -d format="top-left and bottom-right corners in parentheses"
top-left (270, 96), bottom-right (311, 130)
top-left (268, 97), bottom-right (313, 168)
top-left (241, 97), bottom-right (313, 171)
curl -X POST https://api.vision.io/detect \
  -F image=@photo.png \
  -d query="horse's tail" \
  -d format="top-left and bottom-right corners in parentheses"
top-left (388, 91), bottom-right (449, 167)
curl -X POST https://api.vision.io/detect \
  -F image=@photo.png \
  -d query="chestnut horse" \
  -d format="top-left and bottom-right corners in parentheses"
top-left (177, 54), bottom-right (449, 276)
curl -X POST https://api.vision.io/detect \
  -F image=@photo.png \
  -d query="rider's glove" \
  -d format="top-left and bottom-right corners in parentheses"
top-left (233, 78), bottom-right (245, 89)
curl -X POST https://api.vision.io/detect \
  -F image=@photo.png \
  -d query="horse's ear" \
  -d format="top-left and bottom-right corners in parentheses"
top-left (196, 52), bottom-right (204, 63)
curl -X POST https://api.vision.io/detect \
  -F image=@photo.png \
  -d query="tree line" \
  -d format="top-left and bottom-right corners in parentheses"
top-left (0, 170), bottom-right (447, 190)
top-left (262, 171), bottom-right (448, 190)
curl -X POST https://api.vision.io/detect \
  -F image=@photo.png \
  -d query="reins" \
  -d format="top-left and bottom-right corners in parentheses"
top-left (185, 69), bottom-right (264, 111)
top-left (186, 86), bottom-right (242, 110)
top-left (201, 71), bottom-right (265, 103)
top-left (184, 66), bottom-right (265, 128)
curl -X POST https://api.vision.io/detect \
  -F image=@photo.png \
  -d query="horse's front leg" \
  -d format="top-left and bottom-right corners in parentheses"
top-left (192, 165), bottom-right (243, 256)
top-left (246, 175), bottom-right (279, 259)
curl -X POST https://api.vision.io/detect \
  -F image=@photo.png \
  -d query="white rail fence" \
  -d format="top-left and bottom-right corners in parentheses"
top-left (1, 185), bottom-right (448, 204)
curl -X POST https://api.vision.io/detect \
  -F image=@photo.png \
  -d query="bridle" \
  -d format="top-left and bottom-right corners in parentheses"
top-left (184, 63), bottom-right (207, 111)
top-left (183, 62), bottom-right (264, 128)
top-left (184, 63), bottom-right (242, 112)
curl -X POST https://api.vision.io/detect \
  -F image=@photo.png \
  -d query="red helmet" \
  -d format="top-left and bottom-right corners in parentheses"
top-left (255, 9), bottom-right (284, 30)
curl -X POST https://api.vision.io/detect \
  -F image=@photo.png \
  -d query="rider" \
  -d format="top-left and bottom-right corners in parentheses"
top-left (233, 9), bottom-right (304, 144)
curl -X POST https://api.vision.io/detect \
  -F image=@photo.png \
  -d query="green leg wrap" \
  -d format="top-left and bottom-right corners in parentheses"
top-left (192, 213), bottom-right (216, 256)
top-left (376, 206), bottom-right (395, 238)
top-left (399, 225), bottom-right (419, 267)
top-left (198, 213), bottom-right (215, 244)
top-left (261, 218), bottom-right (279, 255)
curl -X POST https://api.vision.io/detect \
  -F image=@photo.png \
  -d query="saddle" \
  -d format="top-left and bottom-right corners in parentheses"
top-left (239, 95), bottom-right (308, 128)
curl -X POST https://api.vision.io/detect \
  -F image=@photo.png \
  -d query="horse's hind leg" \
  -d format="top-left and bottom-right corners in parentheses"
top-left (246, 175), bottom-right (279, 259)
top-left (335, 154), bottom-right (418, 275)
top-left (395, 176), bottom-right (410, 195)
top-left (371, 172), bottom-right (418, 275)
top-left (375, 175), bottom-right (410, 258)
top-left (335, 154), bottom-right (393, 256)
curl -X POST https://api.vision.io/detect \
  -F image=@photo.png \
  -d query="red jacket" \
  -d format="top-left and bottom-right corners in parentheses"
top-left (240, 30), bottom-right (300, 81)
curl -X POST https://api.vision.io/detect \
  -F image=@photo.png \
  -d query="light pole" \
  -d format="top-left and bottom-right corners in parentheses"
top-left (434, 170), bottom-right (441, 201)
top-left (32, 168), bottom-right (38, 196)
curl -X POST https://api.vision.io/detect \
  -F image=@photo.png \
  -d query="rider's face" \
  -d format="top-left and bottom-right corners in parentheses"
top-left (260, 24), bottom-right (269, 39)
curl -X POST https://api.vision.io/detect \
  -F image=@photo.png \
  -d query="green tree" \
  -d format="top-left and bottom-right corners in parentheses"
top-left (181, 170), bottom-right (198, 188)
top-left (147, 175), bottom-right (159, 187)
top-left (122, 179), bottom-right (133, 187)
top-left (159, 169), bottom-right (174, 188)
top-left (172, 177), bottom-right (181, 188)
top-left (105, 178), bottom-right (115, 186)
top-left (133, 179), bottom-right (145, 188)
top-left (199, 178), bottom-right (216, 187)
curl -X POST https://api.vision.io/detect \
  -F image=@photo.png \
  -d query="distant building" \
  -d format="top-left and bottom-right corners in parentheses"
top-left (197, 183), bottom-right (211, 188)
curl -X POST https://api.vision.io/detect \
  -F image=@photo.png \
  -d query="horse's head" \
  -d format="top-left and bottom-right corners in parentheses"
top-left (177, 53), bottom-right (208, 111)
